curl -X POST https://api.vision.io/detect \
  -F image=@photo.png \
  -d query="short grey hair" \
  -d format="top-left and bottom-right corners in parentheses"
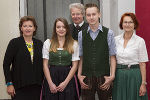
top-left (69, 3), bottom-right (85, 15)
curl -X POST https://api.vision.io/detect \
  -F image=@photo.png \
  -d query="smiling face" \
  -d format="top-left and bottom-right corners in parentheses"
top-left (85, 7), bottom-right (100, 26)
top-left (71, 7), bottom-right (84, 24)
top-left (122, 16), bottom-right (135, 32)
top-left (21, 21), bottom-right (35, 37)
top-left (56, 21), bottom-right (67, 37)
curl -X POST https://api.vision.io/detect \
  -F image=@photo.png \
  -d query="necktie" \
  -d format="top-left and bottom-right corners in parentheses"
top-left (76, 25), bottom-right (80, 30)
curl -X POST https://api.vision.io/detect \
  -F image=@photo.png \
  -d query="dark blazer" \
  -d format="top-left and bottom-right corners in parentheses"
top-left (69, 22), bottom-right (88, 41)
top-left (3, 36), bottom-right (43, 89)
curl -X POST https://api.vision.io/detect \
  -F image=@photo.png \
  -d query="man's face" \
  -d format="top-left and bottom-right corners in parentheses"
top-left (85, 7), bottom-right (100, 26)
top-left (71, 8), bottom-right (84, 24)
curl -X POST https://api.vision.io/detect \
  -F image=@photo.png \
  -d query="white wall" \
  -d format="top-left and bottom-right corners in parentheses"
top-left (102, 0), bottom-right (110, 28)
top-left (0, 0), bottom-right (19, 99)
top-left (102, 0), bottom-right (135, 36)
top-left (118, 0), bottom-right (135, 34)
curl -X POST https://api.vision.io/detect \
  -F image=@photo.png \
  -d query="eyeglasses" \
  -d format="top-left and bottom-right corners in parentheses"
top-left (123, 21), bottom-right (134, 25)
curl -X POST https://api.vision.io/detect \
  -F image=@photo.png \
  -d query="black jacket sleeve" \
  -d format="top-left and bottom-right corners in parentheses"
top-left (3, 38), bottom-right (17, 83)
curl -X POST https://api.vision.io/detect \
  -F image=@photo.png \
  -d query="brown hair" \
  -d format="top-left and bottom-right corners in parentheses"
top-left (85, 3), bottom-right (100, 14)
top-left (119, 12), bottom-right (139, 30)
top-left (50, 18), bottom-right (74, 54)
top-left (19, 16), bottom-right (37, 36)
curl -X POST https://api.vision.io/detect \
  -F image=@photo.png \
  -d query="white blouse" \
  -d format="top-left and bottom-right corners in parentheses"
top-left (115, 32), bottom-right (148, 65)
top-left (42, 39), bottom-right (80, 61)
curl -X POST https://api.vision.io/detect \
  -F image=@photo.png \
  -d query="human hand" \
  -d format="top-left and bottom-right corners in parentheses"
top-left (139, 84), bottom-right (146, 96)
top-left (49, 82), bottom-right (57, 93)
top-left (100, 76), bottom-right (114, 90)
top-left (7, 85), bottom-right (16, 97)
top-left (78, 75), bottom-right (89, 89)
top-left (57, 81), bottom-right (67, 92)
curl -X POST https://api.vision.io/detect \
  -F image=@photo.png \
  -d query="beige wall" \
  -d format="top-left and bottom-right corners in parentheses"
top-left (0, 0), bottom-right (19, 99)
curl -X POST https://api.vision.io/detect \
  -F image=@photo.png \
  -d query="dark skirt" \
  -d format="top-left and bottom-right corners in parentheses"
top-left (41, 65), bottom-right (77, 100)
top-left (12, 85), bottom-right (41, 100)
top-left (112, 64), bottom-right (148, 100)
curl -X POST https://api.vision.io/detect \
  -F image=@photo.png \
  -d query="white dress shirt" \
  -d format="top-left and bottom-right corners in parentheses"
top-left (74, 21), bottom-right (84, 27)
top-left (42, 39), bottom-right (80, 61)
top-left (115, 32), bottom-right (148, 65)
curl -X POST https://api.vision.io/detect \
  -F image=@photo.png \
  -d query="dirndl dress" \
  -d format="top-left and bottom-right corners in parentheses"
top-left (41, 50), bottom-right (78, 100)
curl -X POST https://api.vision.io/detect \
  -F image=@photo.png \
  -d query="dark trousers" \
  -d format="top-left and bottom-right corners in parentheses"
top-left (12, 85), bottom-right (41, 100)
top-left (81, 76), bottom-right (112, 100)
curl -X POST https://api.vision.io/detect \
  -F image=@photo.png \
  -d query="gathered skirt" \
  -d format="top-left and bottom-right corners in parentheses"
top-left (112, 64), bottom-right (148, 100)
top-left (41, 65), bottom-right (77, 100)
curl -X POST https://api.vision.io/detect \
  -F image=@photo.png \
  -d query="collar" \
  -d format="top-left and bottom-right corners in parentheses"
top-left (87, 24), bottom-right (103, 33)
top-left (121, 31), bottom-right (136, 40)
top-left (74, 21), bottom-right (84, 27)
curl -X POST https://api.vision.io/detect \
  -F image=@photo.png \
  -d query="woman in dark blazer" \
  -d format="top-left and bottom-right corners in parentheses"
top-left (3, 16), bottom-right (43, 100)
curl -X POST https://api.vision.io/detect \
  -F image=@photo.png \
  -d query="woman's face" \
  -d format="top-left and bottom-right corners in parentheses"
top-left (122, 16), bottom-right (135, 32)
top-left (56, 21), bottom-right (66, 37)
top-left (21, 21), bottom-right (35, 37)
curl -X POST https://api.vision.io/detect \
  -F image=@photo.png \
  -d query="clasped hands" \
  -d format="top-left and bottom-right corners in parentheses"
top-left (49, 81), bottom-right (68, 93)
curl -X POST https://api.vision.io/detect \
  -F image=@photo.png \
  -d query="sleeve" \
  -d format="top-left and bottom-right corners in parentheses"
top-left (3, 39), bottom-right (17, 83)
top-left (72, 41), bottom-right (80, 61)
top-left (138, 38), bottom-right (149, 62)
top-left (78, 31), bottom-right (83, 56)
top-left (108, 29), bottom-right (116, 56)
top-left (42, 39), bottom-right (50, 59)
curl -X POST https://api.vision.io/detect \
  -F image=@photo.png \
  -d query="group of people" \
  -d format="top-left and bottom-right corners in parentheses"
top-left (3, 2), bottom-right (148, 100)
